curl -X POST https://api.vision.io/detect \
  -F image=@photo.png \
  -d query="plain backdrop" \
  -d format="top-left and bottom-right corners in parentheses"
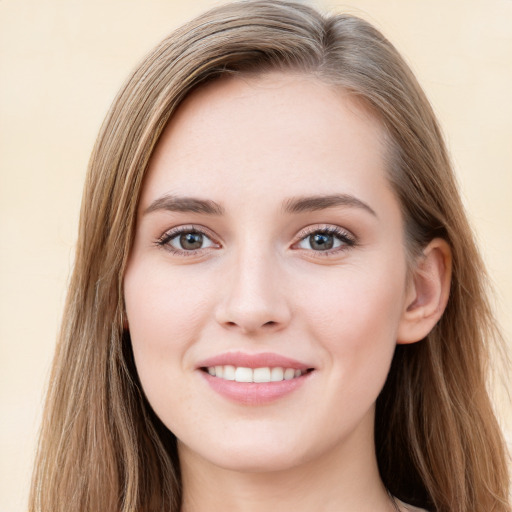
top-left (1, 1), bottom-right (511, 510)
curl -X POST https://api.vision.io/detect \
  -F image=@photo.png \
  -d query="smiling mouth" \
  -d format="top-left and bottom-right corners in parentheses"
top-left (201, 366), bottom-right (314, 383)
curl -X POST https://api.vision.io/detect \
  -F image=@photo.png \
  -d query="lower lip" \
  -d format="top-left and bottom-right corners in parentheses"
top-left (199, 371), bottom-right (312, 405)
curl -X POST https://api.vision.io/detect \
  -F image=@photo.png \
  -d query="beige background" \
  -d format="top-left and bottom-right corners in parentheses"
top-left (1, 0), bottom-right (511, 510)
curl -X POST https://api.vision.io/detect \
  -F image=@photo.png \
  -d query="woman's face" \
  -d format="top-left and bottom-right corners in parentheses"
top-left (124, 73), bottom-right (414, 473)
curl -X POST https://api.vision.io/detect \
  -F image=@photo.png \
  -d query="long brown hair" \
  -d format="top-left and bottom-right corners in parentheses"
top-left (30, 2), bottom-right (510, 511)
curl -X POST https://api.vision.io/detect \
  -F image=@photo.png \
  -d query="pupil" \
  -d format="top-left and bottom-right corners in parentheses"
top-left (180, 232), bottom-right (203, 250)
top-left (310, 233), bottom-right (333, 250)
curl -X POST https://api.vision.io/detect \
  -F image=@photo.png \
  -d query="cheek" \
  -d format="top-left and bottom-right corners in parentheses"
top-left (292, 269), bottom-right (406, 445)
top-left (123, 261), bottom-right (214, 400)
top-left (301, 257), bottom-right (406, 339)
top-left (301, 259), bottom-right (407, 387)
top-left (125, 262), bottom-right (211, 343)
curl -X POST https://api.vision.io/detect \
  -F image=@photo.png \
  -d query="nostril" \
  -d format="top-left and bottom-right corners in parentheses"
top-left (263, 321), bottom-right (277, 327)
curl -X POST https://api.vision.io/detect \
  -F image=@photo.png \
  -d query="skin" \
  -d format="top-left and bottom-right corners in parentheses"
top-left (124, 73), bottom-right (446, 511)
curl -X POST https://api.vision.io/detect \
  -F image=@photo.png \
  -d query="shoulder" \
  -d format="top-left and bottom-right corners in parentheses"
top-left (396, 499), bottom-right (430, 512)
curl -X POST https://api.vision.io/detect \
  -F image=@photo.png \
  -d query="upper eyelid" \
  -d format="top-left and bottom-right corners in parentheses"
top-left (160, 224), bottom-right (219, 240)
top-left (294, 224), bottom-right (356, 240)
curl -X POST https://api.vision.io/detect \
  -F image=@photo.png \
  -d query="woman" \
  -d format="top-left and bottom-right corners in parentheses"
top-left (30, 1), bottom-right (510, 511)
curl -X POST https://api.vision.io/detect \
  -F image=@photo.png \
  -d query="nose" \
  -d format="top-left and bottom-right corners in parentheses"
top-left (215, 248), bottom-right (292, 335)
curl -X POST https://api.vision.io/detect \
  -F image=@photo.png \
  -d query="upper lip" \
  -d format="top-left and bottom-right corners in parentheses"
top-left (196, 351), bottom-right (312, 370)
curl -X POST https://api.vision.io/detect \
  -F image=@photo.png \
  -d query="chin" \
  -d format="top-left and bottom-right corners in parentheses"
top-left (212, 454), bottom-right (304, 474)
top-left (179, 436), bottom-right (308, 474)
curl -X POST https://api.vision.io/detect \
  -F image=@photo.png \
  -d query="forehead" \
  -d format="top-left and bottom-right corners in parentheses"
top-left (140, 72), bottom-right (393, 214)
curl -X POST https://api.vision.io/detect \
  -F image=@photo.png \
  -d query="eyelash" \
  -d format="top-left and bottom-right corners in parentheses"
top-left (292, 225), bottom-right (357, 256)
top-left (155, 225), bottom-right (357, 257)
top-left (155, 225), bottom-right (219, 256)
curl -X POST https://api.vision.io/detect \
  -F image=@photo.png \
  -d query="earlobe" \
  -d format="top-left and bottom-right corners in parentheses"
top-left (397, 238), bottom-right (452, 344)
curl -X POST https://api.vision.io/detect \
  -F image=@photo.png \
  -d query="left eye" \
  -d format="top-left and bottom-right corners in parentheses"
top-left (167, 230), bottom-right (216, 251)
top-left (296, 230), bottom-right (353, 251)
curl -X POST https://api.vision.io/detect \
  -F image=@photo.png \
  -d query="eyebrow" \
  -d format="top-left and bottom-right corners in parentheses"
top-left (144, 195), bottom-right (225, 216)
top-left (144, 193), bottom-right (376, 217)
top-left (282, 194), bottom-right (377, 217)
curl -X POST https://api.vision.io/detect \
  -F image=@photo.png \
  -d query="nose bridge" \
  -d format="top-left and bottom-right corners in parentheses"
top-left (216, 237), bottom-right (291, 333)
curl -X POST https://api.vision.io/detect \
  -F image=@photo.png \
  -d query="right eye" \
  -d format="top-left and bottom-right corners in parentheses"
top-left (157, 226), bottom-right (220, 255)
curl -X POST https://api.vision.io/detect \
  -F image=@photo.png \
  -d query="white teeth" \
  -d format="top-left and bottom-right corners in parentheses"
top-left (223, 365), bottom-right (235, 380)
top-left (270, 367), bottom-right (284, 382)
top-left (253, 367), bottom-right (271, 383)
top-left (205, 365), bottom-right (307, 383)
top-left (284, 368), bottom-right (295, 380)
top-left (235, 367), bottom-right (253, 382)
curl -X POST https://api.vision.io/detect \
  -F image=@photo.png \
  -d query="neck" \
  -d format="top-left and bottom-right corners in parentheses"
top-left (178, 414), bottom-right (397, 512)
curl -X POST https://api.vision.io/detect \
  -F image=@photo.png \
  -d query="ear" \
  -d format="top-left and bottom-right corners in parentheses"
top-left (397, 238), bottom-right (452, 344)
